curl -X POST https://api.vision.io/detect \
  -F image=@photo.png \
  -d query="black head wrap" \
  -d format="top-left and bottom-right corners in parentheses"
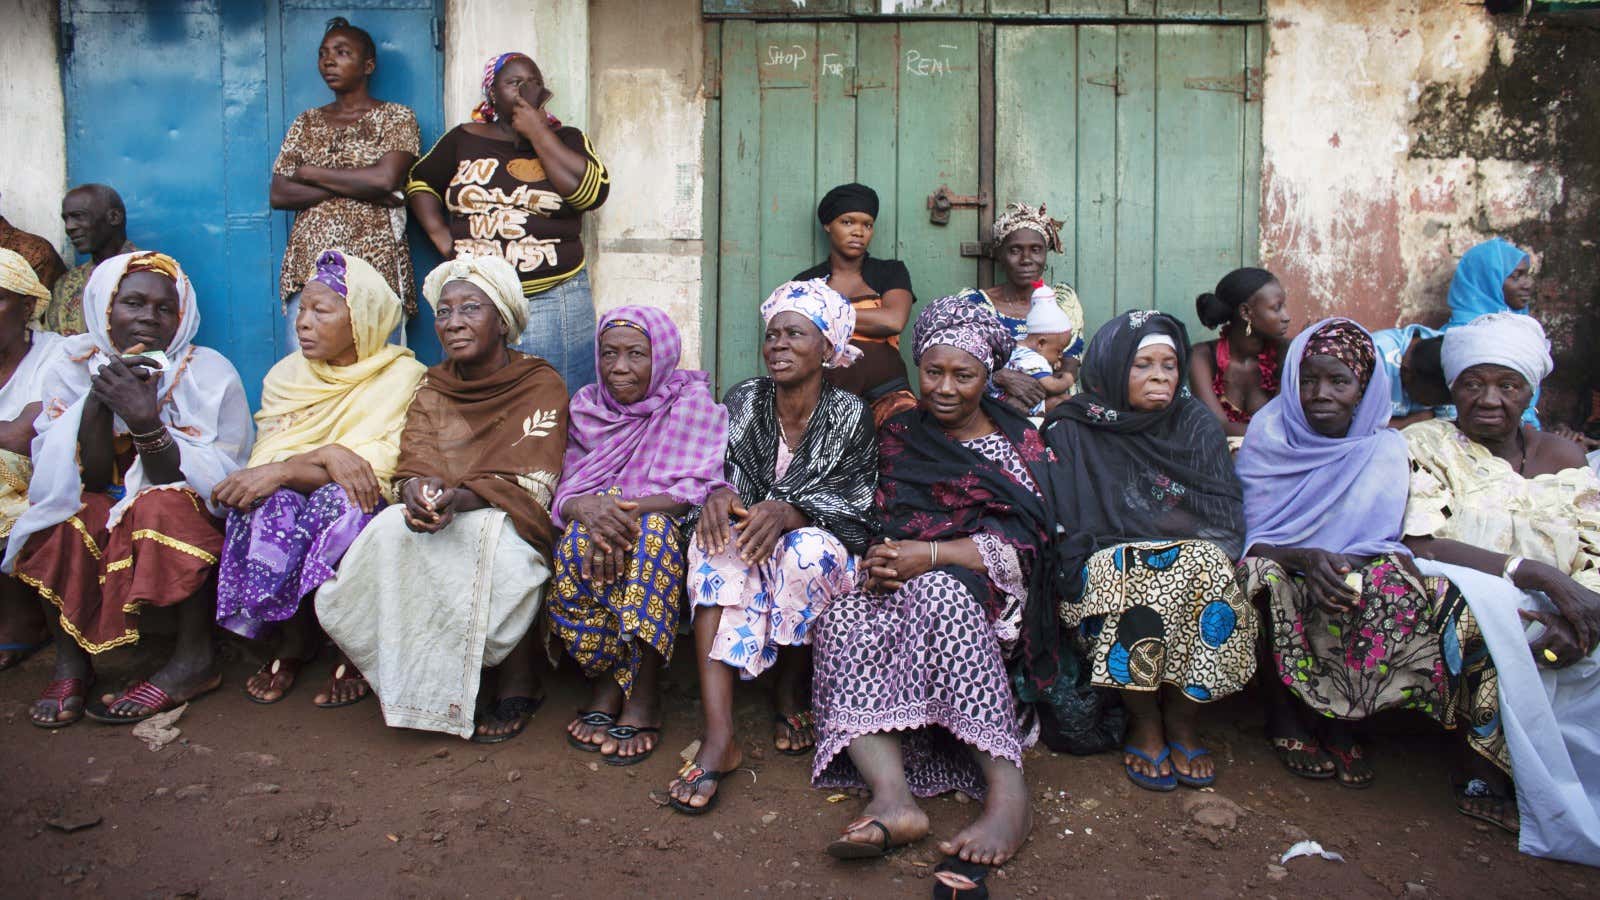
top-left (817, 183), bottom-right (879, 225)
top-left (1195, 267), bottom-right (1278, 330)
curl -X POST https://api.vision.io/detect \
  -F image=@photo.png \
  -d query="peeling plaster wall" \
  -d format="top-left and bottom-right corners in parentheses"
top-left (589, 0), bottom-right (708, 366)
top-left (0, 0), bottom-right (68, 253)
top-left (445, 1), bottom-right (588, 129)
top-left (1261, 0), bottom-right (1599, 423)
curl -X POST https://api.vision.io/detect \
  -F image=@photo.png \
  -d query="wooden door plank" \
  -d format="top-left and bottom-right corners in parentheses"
top-left (1218, 0), bottom-right (1263, 16)
top-left (1049, 0), bottom-right (1128, 13)
top-left (991, 0), bottom-right (1049, 14)
top-left (895, 20), bottom-right (982, 301)
top-left (1113, 24), bottom-right (1156, 316)
top-left (701, 21), bottom-right (723, 381)
top-left (757, 21), bottom-right (822, 310)
top-left (1152, 23), bottom-right (1245, 338)
top-left (1241, 22), bottom-right (1264, 266)
top-left (717, 20), bottom-right (763, 386)
top-left (814, 21), bottom-right (859, 265)
top-left (1074, 24), bottom-right (1118, 332)
top-left (855, 22), bottom-right (900, 264)
top-left (1156, 0), bottom-right (1220, 15)
top-left (995, 25), bottom-right (1077, 286)
top-left (1126, 0), bottom-right (1156, 15)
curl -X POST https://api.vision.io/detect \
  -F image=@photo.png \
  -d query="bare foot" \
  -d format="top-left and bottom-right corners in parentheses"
top-left (939, 772), bottom-right (1032, 866)
top-left (667, 733), bottom-right (742, 812)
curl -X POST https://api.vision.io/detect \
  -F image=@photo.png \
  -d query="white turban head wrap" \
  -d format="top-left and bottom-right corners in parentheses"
top-left (1442, 311), bottom-right (1552, 389)
top-left (422, 254), bottom-right (528, 342)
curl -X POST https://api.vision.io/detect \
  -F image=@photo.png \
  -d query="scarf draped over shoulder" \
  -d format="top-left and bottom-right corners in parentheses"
top-left (396, 352), bottom-right (568, 556)
top-left (3, 252), bottom-right (253, 571)
top-left (250, 251), bottom-right (424, 492)
top-left (716, 377), bottom-right (877, 555)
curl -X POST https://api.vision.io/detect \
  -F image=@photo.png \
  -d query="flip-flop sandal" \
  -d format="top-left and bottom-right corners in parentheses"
top-left (826, 817), bottom-right (894, 860)
top-left (1271, 736), bottom-right (1336, 780)
top-left (30, 676), bottom-right (94, 730)
top-left (85, 674), bottom-right (222, 725)
top-left (1123, 745), bottom-right (1177, 792)
top-left (471, 695), bottom-right (545, 745)
top-left (1326, 742), bottom-right (1374, 790)
top-left (602, 724), bottom-right (661, 766)
top-left (932, 856), bottom-right (990, 900)
top-left (0, 638), bottom-right (48, 671)
top-left (244, 657), bottom-right (303, 705)
top-left (774, 710), bottom-right (816, 756)
top-left (668, 760), bottom-right (735, 816)
top-left (1168, 741), bottom-right (1216, 789)
top-left (1455, 779), bottom-right (1518, 834)
top-left (566, 710), bottom-right (616, 752)
top-left (313, 662), bottom-right (370, 709)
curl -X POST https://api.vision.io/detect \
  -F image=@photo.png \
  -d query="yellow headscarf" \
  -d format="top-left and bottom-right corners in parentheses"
top-left (249, 250), bottom-right (425, 492)
top-left (0, 248), bottom-right (50, 330)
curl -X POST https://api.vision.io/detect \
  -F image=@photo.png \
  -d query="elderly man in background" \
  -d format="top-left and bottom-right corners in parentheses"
top-left (0, 194), bottom-right (66, 290)
top-left (46, 184), bottom-right (136, 336)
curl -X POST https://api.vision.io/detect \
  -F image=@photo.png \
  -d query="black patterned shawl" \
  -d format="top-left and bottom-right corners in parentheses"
top-left (716, 377), bottom-right (877, 554)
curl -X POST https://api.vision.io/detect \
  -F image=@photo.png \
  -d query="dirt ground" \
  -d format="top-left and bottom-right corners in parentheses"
top-left (2, 633), bottom-right (1598, 900)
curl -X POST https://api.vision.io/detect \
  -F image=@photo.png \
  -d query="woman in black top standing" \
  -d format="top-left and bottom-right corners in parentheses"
top-left (793, 184), bottom-right (916, 426)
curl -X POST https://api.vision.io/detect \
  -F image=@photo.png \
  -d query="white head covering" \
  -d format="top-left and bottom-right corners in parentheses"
top-left (3, 252), bottom-right (253, 571)
top-left (422, 254), bottom-right (529, 341)
top-left (1137, 333), bottom-right (1177, 353)
top-left (1025, 280), bottom-right (1073, 334)
top-left (1441, 311), bottom-right (1553, 389)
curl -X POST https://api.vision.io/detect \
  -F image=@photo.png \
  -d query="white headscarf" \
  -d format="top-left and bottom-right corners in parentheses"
top-left (1442, 311), bottom-right (1553, 389)
top-left (3, 252), bottom-right (253, 571)
top-left (422, 254), bottom-right (529, 340)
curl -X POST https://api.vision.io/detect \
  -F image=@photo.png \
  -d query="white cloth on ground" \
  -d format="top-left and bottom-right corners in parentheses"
top-left (315, 505), bottom-right (549, 739)
top-left (1415, 557), bottom-right (1600, 867)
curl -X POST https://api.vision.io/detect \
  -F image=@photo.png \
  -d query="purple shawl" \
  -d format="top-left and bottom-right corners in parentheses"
top-left (552, 305), bottom-right (729, 527)
top-left (1235, 318), bottom-right (1412, 558)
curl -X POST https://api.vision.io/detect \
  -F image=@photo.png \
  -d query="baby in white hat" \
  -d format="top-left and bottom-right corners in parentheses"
top-left (995, 281), bottom-right (1076, 415)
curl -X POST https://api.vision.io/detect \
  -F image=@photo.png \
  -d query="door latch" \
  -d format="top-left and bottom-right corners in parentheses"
top-left (926, 185), bottom-right (989, 226)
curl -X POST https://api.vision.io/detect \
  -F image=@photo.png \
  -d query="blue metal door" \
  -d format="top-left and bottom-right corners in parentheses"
top-left (60, 0), bottom-right (444, 405)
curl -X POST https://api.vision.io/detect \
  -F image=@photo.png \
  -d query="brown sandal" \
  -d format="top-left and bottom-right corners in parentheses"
top-left (313, 662), bottom-right (370, 709)
top-left (244, 658), bottom-right (303, 705)
top-left (774, 710), bottom-right (816, 755)
top-left (1272, 736), bottom-right (1336, 780)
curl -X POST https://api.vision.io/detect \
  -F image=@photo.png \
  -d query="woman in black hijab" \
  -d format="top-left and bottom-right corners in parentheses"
top-left (793, 183), bottom-right (917, 425)
top-left (1044, 310), bottom-right (1256, 793)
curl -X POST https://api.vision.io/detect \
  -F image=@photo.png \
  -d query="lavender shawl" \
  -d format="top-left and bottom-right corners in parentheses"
top-left (1235, 318), bottom-right (1411, 559)
top-left (552, 305), bottom-right (729, 527)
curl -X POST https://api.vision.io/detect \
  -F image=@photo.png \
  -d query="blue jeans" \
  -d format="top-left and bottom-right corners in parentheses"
top-left (514, 267), bottom-right (596, 392)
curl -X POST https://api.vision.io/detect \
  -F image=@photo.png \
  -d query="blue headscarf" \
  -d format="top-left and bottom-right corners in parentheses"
top-left (1236, 318), bottom-right (1411, 559)
top-left (1445, 238), bottom-right (1529, 328)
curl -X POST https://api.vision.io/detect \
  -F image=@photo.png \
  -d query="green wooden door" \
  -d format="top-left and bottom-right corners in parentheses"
top-left (703, 10), bottom-right (1264, 392)
top-left (995, 21), bottom-right (1263, 342)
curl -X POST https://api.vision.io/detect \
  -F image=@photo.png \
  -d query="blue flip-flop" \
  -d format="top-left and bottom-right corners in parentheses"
top-left (0, 639), bottom-right (47, 671)
top-left (1168, 742), bottom-right (1216, 788)
top-left (1124, 745), bottom-right (1177, 792)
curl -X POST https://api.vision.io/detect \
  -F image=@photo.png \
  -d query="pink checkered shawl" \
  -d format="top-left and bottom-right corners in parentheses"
top-left (553, 305), bottom-right (729, 526)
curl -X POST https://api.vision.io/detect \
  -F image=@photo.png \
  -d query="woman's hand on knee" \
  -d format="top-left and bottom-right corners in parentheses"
top-left (695, 489), bottom-right (740, 554)
top-left (1517, 561), bottom-right (1600, 654)
top-left (401, 476), bottom-right (451, 533)
top-left (1292, 549), bottom-right (1361, 614)
top-left (212, 463), bottom-right (285, 511)
top-left (316, 445), bottom-right (383, 513)
top-left (733, 500), bottom-right (799, 564)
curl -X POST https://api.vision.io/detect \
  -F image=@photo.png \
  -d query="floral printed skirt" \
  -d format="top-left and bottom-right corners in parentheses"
top-left (688, 526), bottom-right (855, 679)
top-left (1063, 540), bottom-right (1257, 701)
top-left (1239, 554), bottom-right (1507, 771)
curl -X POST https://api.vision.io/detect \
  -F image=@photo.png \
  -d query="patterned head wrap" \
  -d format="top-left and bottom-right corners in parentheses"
top-left (1442, 311), bottom-right (1552, 389)
top-left (309, 249), bottom-right (348, 297)
top-left (120, 251), bottom-right (181, 286)
top-left (470, 52), bottom-right (560, 127)
top-left (913, 293), bottom-right (1015, 373)
top-left (759, 279), bottom-right (860, 369)
top-left (0, 248), bottom-right (48, 330)
top-left (1301, 318), bottom-right (1377, 391)
top-left (422, 254), bottom-right (529, 341)
top-left (991, 202), bottom-right (1063, 254)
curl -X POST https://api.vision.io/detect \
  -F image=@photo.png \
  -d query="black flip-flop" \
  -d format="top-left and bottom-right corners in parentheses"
top-left (471, 695), bottom-right (545, 745)
top-left (932, 856), bottom-right (990, 900)
top-left (668, 760), bottom-right (735, 816)
top-left (826, 817), bottom-right (892, 860)
top-left (566, 710), bottom-right (616, 752)
top-left (602, 724), bottom-right (661, 766)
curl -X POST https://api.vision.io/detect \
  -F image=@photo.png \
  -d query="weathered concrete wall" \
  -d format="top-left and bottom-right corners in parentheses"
top-left (0, 0), bottom-right (68, 253)
top-left (445, 0), bottom-right (589, 129)
top-left (1260, 0), bottom-right (1598, 424)
top-left (589, 0), bottom-right (708, 366)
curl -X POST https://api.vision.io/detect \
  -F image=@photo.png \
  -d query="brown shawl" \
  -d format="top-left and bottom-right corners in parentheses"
top-left (396, 352), bottom-right (569, 556)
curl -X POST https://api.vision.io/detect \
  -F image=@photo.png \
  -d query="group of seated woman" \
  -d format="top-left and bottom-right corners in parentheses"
top-left (1, 218), bottom-right (1596, 878)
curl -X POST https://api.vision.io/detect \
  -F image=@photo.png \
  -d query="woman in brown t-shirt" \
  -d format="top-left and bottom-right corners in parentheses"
top-left (407, 52), bottom-right (610, 391)
top-left (270, 18), bottom-right (420, 350)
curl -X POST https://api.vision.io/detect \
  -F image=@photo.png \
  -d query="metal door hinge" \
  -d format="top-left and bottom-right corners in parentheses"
top-left (927, 185), bottom-right (989, 226)
top-left (431, 16), bottom-right (444, 51)
top-left (960, 241), bottom-right (993, 259)
top-left (1185, 66), bottom-right (1262, 102)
